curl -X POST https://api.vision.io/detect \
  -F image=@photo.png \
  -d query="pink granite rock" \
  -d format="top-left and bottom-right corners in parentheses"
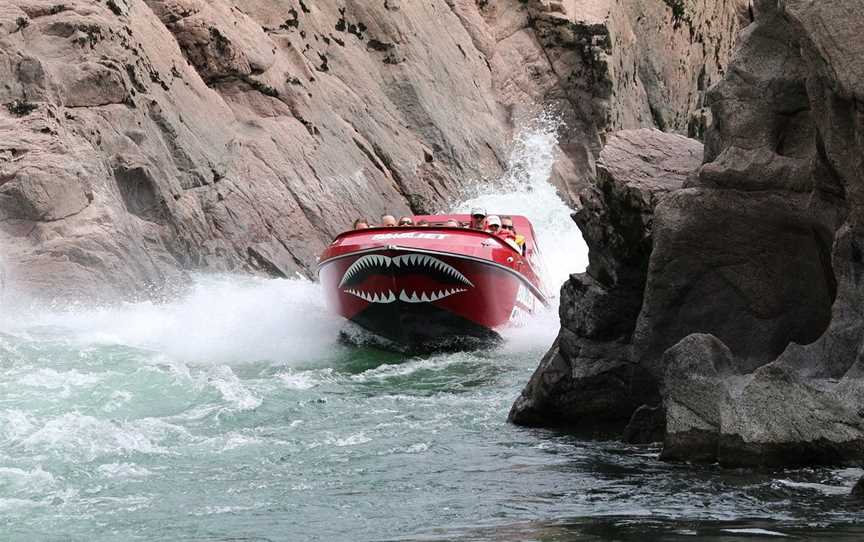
top-left (0, 0), bottom-right (745, 300)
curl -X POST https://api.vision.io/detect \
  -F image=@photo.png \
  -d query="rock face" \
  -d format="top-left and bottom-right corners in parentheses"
top-left (0, 0), bottom-right (745, 301)
top-left (513, 0), bottom-right (864, 468)
top-left (499, 0), bottom-right (746, 202)
top-left (509, 128), bottom-right (703, 428)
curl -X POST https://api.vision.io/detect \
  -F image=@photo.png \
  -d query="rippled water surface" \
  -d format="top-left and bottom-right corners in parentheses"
top-left (2, 119), bottom-right (862, 540)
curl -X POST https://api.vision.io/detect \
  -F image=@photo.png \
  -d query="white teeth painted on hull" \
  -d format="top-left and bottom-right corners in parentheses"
top-left (346, 289), bottom-right (397, 304)
top-left (340, 252), bottom-right (473, 303)
top-left (396, 288), bottom-right (467, 303)
top-left (347, 287), bottom-right (467, 304)
top-left (339, 253), bottom-right (474, 288)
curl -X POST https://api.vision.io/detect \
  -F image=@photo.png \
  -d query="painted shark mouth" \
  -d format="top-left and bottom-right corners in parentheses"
top-left (339, 253), bottom-right (473, 304)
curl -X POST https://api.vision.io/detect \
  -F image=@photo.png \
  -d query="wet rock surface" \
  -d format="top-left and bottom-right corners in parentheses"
top-left (0, 0), bottom-right (744, 301)
top-left (514, 0), bottom-right (864, 472)
top-left (659, 334), bottom-right (734, 463)
top-left (622, 404), bottom-right (665, 445)
top-left (509, 128), bottom-right (701, 428)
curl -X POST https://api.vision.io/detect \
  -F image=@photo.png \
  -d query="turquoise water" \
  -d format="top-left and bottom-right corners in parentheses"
top-left (1, 276), bottom-right (863, 541)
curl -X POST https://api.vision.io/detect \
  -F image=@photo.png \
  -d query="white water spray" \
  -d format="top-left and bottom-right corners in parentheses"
top-left (453, 113), bottom-right (588, 290)
top-left (0, 276), bottom-right (343, 365)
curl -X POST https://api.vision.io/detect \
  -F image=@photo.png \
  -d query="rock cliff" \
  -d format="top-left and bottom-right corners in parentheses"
top-left (0, 0), bottom-right (745, 301)
top-left (512, 0), bottom-right (864, 471)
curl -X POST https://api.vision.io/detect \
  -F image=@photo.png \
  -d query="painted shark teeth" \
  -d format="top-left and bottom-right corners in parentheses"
top-left (341, 252), bottom-right (473, 303)
top-left (346, 289), bottom-right (396, 304)
top-left (391, 254), bottom-right (473, 287)
top-left (340, 254), bottom-right (394, 287)
top-left (341, 253), bottom-right (473, 287)
top-left (397, 288), bottom-right (467, 303)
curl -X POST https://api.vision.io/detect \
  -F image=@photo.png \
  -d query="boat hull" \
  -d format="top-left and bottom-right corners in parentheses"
top-left (319, 245), bottom-right (541, 350)
top-left (318, 219), bottom-right (547, 351)
top-left (344, 295), bottom-right (502, 351)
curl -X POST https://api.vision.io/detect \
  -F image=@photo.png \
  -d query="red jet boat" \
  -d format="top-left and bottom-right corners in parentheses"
top-left (318, 214), bottom-right (549, 350)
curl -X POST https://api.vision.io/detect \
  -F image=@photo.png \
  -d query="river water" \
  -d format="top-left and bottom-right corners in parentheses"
top-left (1, 119), bottom-right (862, 541)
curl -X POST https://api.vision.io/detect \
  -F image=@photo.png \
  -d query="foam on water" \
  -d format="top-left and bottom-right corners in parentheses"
top-left (0, 275), bottom-right (343, 365)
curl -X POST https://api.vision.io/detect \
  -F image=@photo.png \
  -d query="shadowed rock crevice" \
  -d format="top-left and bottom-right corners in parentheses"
top-left (113, 165), bottom-right (165, 223)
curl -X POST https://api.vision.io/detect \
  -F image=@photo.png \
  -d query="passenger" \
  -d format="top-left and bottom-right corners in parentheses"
top-left (501, 215), bottom-right (526, 253)
top-left (444, 219), bottom-right (460, 227)
top-left (469, 208), bottom-right (486, 230)
top-left (417, 219), bottom-right (430, 227)
top-left (398, 216), bottom-right (414, 227)
top-left (353, 218), bottom-right (370, 229)
top-left (380, 215), bottom-right (398, 227)
top-left (485, 215), bottom-right (501, 233)
top-left (486, 216), bottom-right (522, 254)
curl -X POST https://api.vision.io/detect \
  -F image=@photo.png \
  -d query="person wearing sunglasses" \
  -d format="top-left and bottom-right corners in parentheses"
top-left (500, 215), bottom-right (525, 254)
top-left (487, 215), bottom-right (521, 254)
top-left (398, 216), bottom-right (414, 227)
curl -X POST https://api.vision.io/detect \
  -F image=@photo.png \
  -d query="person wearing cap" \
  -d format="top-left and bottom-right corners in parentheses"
top-left (485, 215), bottom-right (502, 233)
top-left (469, 208), bottom-right (486, 230)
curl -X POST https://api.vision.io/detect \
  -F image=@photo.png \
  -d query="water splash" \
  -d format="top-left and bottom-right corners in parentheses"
top-left (453, 111), bottom-right (587, 293)
top-left (0, 275), bottom-right (343, 365)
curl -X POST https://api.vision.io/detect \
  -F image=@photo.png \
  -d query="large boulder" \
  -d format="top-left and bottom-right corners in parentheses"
top-left (718, 364), bottom-right (864, 467)
top-left (659, 334), bottom-right (735, 463)
top-left (659, 335), bottom-right (864, 467)
top-left (651, 0), bottom-right (864, 465)
top-left (509, 129), bottom-right (702, 428)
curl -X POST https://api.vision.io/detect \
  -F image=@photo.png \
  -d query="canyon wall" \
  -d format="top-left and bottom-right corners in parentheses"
top-left (512, 0), bottom-right (864, 469)
top-left (0, 0), bottom-right (745, 300)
